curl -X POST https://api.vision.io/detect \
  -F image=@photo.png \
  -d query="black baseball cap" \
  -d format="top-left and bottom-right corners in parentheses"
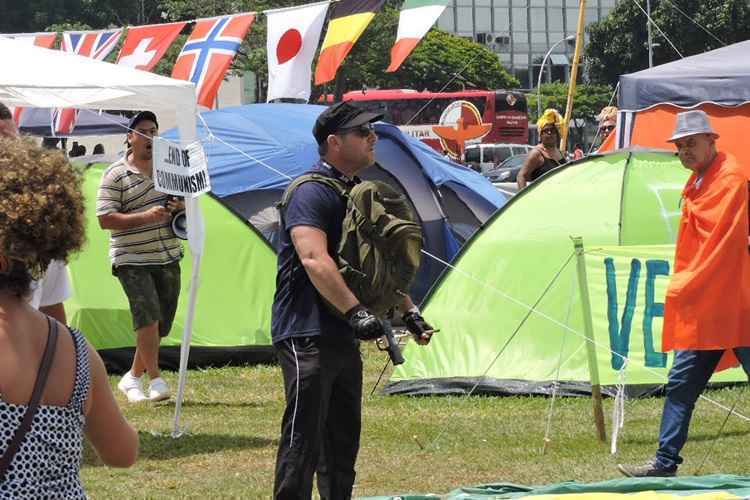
top-left (128, 110), bottom-right (158, 131)
top-left (313, 102), bottom-right (382, 145)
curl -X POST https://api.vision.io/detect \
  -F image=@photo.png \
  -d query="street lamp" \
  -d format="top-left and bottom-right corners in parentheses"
top-left (537, 35), bottom-right (576, 118)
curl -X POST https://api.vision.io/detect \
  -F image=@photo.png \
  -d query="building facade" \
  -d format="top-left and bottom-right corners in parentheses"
top-left (435, 0), bottom-right (618, 89)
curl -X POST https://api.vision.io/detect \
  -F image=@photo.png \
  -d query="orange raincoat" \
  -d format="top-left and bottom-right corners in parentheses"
top-left (662, 152), bottom-right (750, 371)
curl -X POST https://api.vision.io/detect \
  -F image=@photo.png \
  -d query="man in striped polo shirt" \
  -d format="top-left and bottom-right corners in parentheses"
top-left (96, 111), bottom-right (184, 403)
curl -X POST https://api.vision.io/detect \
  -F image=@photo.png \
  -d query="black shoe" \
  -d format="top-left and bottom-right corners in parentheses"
top-left (617, 459), bottom-right (676, 478)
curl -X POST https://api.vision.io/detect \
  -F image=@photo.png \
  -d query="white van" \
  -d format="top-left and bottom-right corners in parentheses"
top-left (464, 143), bottom-right (534, 173)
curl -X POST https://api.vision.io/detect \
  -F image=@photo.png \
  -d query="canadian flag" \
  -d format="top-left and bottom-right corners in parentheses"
top-left (265, 1), bottom-right (329, 102)
top-left (116, 22), bottom-right (187, 71)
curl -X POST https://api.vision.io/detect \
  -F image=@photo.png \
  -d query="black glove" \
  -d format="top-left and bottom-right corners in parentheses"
top-left (345, 304), bottom-right (385, 341)
top-left (402, 311), bottom-right (435, 338)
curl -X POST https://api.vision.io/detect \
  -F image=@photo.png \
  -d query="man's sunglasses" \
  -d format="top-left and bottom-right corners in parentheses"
top-left (601, 125), bottom-right (615, 133)
top-left (337, 122), bottom-right (375, 137)
top-left (540, 127), bottom-right (557, 135)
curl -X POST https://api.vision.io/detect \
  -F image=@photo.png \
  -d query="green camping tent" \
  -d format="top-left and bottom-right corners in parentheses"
top-left (66, 163), bottom-right (277, 372)
top-left (384, 150), bottom-right (747, 397)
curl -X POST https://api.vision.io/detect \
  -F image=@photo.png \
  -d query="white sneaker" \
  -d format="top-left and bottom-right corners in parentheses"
top-left (148, 377), bottom-right (170, 402)
top-left (117, 372), bottom-right (147, 403)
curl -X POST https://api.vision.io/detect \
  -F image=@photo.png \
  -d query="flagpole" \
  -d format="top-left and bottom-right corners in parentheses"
top-left (559, 0), bottom-right (586, 153)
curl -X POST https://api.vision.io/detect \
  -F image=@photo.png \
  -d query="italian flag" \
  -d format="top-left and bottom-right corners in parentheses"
top-left (386, 0), bottom-right (450, 72)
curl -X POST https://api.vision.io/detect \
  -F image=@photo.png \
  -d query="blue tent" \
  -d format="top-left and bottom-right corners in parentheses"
top-left (164, 103), bottom-right (506, 302)
top-left (19, 108), bottom-right (130, 136)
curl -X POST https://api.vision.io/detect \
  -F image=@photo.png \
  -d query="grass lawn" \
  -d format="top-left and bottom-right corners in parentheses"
top-left (82, 342), bottom-right (750, 499)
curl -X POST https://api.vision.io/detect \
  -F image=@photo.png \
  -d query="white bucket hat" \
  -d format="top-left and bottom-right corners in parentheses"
top-left (667, 110), bottom-right (719, 143)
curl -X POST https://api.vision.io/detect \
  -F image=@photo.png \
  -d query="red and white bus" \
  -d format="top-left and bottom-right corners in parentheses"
top-left (336, 88), bottom-right (529, 159)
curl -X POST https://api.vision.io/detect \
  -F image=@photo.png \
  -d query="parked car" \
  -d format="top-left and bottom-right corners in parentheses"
top-left (483, 153), bottom-right (528, 183)
top-left (464, 143), bottom-right (534, 173)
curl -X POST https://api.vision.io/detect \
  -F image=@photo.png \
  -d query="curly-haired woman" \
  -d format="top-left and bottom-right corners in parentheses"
top-left (0, 138), bottom-right (138, 498)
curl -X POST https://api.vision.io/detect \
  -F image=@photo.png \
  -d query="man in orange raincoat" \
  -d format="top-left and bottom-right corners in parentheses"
top-left (618, 110), bottom-right (750, 477)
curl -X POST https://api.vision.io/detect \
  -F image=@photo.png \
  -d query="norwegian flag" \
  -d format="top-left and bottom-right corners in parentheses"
top-left (54, 29), bottom-right (122, 135)
top-left (172, 14), bottom-right (255, 108)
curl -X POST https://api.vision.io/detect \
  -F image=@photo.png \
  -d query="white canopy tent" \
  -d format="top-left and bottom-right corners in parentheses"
top-left (0, 37), bottom-right (203, 435)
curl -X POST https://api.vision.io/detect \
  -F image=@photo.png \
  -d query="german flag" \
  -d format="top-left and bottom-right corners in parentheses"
top-left (314, 0), bottom-right (385, 85)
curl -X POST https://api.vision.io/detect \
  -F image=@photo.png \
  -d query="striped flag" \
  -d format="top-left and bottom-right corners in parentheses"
top-left (386, 0), bottom-right (449, 72)
top-left (314, 0), bottom-right (385, 85)
top-left (56, 29), bottom-right (122, 135)
top-left (172, 13), bottom-right (255, 109)
top-left (62, 29), bottom-right (122, 59)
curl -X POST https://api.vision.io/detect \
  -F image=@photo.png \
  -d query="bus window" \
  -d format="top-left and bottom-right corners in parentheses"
top-left (351, 100), bottom-right (387, 117)
top-left (494, 91), bottom-right (528, 113)
top-left (464, 146), bottom-right (480, 169)
top-left (465, 97), bottom-right (487, 116)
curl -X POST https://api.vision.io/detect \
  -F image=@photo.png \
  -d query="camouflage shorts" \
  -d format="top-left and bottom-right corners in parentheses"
top-left (114, 262), bottom-right (181, 337)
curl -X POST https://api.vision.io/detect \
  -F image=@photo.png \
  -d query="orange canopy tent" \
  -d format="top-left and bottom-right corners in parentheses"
top-left (601, 40), bottom-right (748, 173)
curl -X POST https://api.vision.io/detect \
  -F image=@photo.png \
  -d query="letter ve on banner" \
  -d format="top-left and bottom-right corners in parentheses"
top-left (152, 139), bottom-right (211, 198)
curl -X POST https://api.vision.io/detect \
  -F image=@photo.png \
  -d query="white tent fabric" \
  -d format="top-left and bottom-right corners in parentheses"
top-left (0, 37), bottom-right (195, 118)
top-left (0, 37), bottom-right (202, 435)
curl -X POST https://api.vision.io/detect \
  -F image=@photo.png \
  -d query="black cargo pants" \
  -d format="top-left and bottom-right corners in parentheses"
top-left (273, 335), bottom-right (362, 500)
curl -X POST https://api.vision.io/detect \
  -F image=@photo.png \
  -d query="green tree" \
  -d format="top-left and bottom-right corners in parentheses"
top-left (326, 7), bottom-right (518, 100)
top-left (586, 0), bottom-right (750, 86)
top-left (0, 0), bottom-right (165, 32)
top-left (526, 82), bottom-right (614, 147)
top-left (526, 82), bottom-right (614, 124)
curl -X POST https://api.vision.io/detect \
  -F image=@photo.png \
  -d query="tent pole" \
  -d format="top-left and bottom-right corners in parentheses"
top-left (171, 109), bottom-right (204, 438)
top-left (560, 0), bottom-right (586, 153)
top-left (572, 236), bottom-right (606, 442)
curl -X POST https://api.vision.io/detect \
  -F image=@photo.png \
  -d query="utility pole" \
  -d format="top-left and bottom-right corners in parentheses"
top-left (138, 0), bottom-right (147, 25)
top-left (647, 0), bottom-right (653, 67)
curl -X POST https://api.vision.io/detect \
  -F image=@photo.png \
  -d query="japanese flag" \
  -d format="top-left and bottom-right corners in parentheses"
top-left (266, 1), bottom-right (329, 102)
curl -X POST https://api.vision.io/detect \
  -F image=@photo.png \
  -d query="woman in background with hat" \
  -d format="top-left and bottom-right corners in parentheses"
top-left (517, 109), bottom-right (566, 190)
top-left (595, 105), bottom-right (618, 150)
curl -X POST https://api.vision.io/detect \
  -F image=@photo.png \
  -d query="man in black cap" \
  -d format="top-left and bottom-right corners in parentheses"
top-left (96, 111), bottom-right (184, 403)
top-left (272, 102), bottom-right (433, 499)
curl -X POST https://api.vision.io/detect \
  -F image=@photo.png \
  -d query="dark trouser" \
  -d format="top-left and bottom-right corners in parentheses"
top-left (273, 336), bottom-right (362, 500)
top-left (654, 347), bottom-right (750, 470)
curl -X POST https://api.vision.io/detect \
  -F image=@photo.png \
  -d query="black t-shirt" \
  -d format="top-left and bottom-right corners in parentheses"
top-left (271, 161), bottom-right (354, 344)
top-left (530, 154), bottom-right (566, 181)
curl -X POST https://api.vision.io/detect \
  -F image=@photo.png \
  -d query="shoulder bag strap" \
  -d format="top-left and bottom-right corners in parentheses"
top-left (0, 317), bottom-right (59, 482)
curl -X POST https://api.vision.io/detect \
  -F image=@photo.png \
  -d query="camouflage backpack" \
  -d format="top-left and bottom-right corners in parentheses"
top-left (279, 173), bottom-right (423, 317)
